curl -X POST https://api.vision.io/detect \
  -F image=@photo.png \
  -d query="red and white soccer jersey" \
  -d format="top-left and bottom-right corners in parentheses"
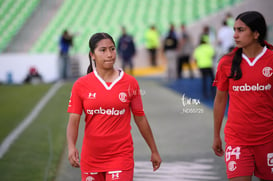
top-left (214, 47), bottom-right (273, 145)
top-left (67, 69), bottom-right (145, 172)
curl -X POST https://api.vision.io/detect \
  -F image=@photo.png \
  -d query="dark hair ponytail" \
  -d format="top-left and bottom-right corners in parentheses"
top-left (228, 48), bottom-right (242, 80)
top-left (87, 53), bottom-right (93, 74)
top-left (87, 32), bottom-right (115, 74)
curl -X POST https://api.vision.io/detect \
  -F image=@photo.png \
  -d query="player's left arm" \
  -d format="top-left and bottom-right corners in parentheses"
top-left (133, 115), bottom-right (162, 171)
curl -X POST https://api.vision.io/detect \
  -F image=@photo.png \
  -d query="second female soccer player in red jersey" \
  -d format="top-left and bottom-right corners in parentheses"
top-left (66, 32), bottom-right (161, 181)
top-left (212, 11), bottom-right (273, 181)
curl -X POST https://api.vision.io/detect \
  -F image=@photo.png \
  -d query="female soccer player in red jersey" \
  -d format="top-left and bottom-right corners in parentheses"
top-left (66, 33), bottom-right (161, 181)
top-left (212, 11), bottom-right (273, 181)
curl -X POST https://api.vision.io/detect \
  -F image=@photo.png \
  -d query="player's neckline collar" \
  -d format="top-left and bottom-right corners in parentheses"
top-left (94, 69), bottom-right (124, 90)
top-left (242, 46), bottom-right (267, 67)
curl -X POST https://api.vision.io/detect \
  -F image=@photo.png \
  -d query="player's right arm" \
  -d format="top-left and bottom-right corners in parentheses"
top-left (66, 113), bottom-right (81, 167)
top-left (212, 89), bottom-right (228, 157)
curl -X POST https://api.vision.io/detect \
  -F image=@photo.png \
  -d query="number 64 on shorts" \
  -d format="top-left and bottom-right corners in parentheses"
top-left (226, 146), bottom-right (241, 161)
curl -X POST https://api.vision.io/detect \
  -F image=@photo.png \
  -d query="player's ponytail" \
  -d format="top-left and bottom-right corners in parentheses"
top-left (264, 40), bottom-right (273, 50)
top-left (228, 48), bottom-right (242, 80)
top-left (87, 53), bottom-right (93, 74)
top-left (87, 32), bottom-right (116, 74)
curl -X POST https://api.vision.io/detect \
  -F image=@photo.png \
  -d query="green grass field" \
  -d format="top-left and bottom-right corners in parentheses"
top-left (0, 82), bottom-right (73, 181)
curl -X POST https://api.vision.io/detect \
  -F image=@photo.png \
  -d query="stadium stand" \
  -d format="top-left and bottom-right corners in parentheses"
top-left (1, 0), bottom-right (273, 81)
top-left (0, 0), bottom-right (40, 52)
top-left (28, 0), bottom-right (242, 54)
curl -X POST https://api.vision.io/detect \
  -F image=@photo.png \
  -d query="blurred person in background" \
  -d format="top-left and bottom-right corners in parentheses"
top-left (66, 32), bottom-right (161, 181)
top-left (212, 11), bottom-right (273, 181)
top-left (117, 26), bottom-right (136, 75)
top-left (193, 36), bottom-right (215, 98)
top-left (59, 29), bottom-right (73, 79)
top-left (217, 20), bottom-right (235, 56)
top-left (23, 66), bottom-right (43, 84)
top-left (176, 24), bottom-right (194, 79)
top-left (200, 25), bottom-right (216, 45)
top-left (145, 25), bottom-right (160, 66)
top-left (225, 12), bottom-right (235, 28)
top-left (163, 23), bottom-right (178, 80)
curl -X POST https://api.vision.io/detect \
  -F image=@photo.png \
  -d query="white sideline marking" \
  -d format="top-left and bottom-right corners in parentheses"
top-left (0, 81), bottom-right (63, 159)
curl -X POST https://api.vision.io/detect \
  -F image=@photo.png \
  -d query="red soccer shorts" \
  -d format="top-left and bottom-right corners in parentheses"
top-left (81, 169), bottom-right (134, 181)
top-left (225, 141), bottom-right (273, 180)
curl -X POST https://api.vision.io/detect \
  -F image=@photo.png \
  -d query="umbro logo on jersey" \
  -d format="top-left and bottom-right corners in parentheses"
top-left (263, 67), bottom-right (273, 77)
top-left (88, 92), bottom-right (96, 99)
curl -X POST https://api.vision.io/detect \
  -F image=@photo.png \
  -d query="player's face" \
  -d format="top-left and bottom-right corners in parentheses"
top-left (91, 39), bottom-right (116, 70)
top-left (233, 19), bottom-right (260, 49)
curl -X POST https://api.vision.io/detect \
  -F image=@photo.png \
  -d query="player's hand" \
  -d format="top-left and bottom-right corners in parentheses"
top-left (151, 152), bottom-right (162, 171)
top-left (212, 137), bottom-right (224, 157)
top-left (68, 147), bottom-right (80, 167)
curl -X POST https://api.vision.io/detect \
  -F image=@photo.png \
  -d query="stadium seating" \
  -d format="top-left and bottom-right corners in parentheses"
top-left (0, 0), bottom-right (241, 54)
top-left (0, 0), bottom-right (40, 52)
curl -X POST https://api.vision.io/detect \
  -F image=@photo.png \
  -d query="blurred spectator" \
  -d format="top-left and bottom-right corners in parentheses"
top-left (163, 23), bottom-right (178, 80)
top-left (6, 71), bottom-right (13, 84)
top-left (217, 20), bottom-right (234, 55)
top-left (145, 25), bottom-right (160, 66)
top-left (59, 29), bottom-right (73, 79)
top-left (193, 37), bottom-right (215, 98)
top-left (225, 12), bottom-right (234, 28)
top-left (199, 25), bottom-right (217, 47)
top-left (176, 24), bottom-right (194, 79)
top-left (117, 26), bottom-right (136, 75)
top-left (24, 67), bottom-right (43, 84)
